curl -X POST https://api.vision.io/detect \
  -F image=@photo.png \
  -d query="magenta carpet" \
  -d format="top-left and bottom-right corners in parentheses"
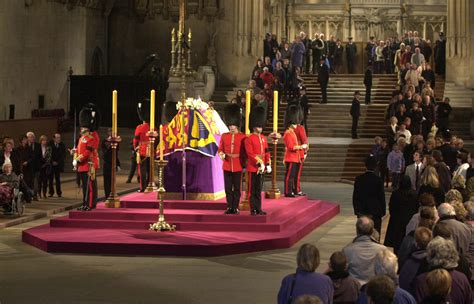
top-left (22, 192), bottom-right (340, 256)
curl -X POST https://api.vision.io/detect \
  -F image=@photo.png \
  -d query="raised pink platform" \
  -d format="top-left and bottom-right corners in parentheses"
top-left (22, 192), bottom-right (340, 256)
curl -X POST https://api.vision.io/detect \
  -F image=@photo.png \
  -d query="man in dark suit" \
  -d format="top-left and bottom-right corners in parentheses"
top-left (346, 37), bottom-right (357, 74)
top-left (318, 56), bottom-right (329, 104)
top-left (26, 131), bottom-right (41, 200)
top-left (353, 155), bottom-right (386, 235)
top-left (48, 133), bottom-right (66, 197)
top-left (364, 65), bottom-right (373, 105)
top-left (350, 91), bottom-right (361, 139)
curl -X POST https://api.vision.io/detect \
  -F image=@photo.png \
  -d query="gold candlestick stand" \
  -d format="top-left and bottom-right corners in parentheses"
top-left (150, 159), bottom-right (176, 232)
top-left (265, 133), bottom-right (281, 199)
top-left (144, 130), bottom-right (158, 193)
top-left (105, 135), bottom-right (122, 208)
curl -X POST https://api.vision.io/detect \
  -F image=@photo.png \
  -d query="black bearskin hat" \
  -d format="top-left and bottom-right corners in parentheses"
top-left (163, 101), bottom-right (178, 124)
top-left (284, 104), bottom-right (300, 129)
top-left (79, 103), bottom-right (100, 132)
top-left (137, 99), bottom-right (151, 122)
top-left (223, 103), bottom-right (241, 128)
top-left (249, 106), bottom-right (266, 129)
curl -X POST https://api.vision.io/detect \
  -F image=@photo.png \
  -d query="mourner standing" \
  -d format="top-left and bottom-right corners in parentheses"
top-left (318, 56), bottom-right (329, 104)
top-left (48, 133), bottom-right (66, 197)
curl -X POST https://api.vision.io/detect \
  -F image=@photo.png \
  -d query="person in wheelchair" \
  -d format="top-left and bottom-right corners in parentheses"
top-left (0, 162), bottom-right (20, 213)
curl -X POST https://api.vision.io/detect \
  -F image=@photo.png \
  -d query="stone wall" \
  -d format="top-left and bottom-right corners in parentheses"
top-left (0, 0), bottom-right (105, 120)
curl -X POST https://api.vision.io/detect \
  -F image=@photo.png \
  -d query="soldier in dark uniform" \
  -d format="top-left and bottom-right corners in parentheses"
top-left (350, 91), bottom-right (361, 139)
top-left (73, 104), bottom-right (100, 211)
top-left (311, 33), bottom-right (325, 74)
top-left (346, 37), bottom-right (357, 74)
top-left (434, 32), bottom-right (446, 77)
top-left (365, 36), bottom-right (376, 66)
top-left (245, 106), bottom-right (271, 216)
top-left (102, 128), bottom-right (121, 198)
top-left (318, 56), bottom-right (330, 104)
top-left (364, 64), bottom-right (373, 105)
top-left (218, 104), bottom-right (247, 215)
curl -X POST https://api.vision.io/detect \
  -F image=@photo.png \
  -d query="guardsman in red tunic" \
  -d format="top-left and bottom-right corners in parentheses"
top-left (294, 107), bottom-right (309, 196)
top-left (218, 104), bottom-right (247, 215)
top-left (283, 105), bottom-right (308, 197)
top-left (134, 101), bottom-right (151, 192)
top-left (73, 104), bottom-right (100, 211)
top-left (245, 106), bottom-right (271, 216)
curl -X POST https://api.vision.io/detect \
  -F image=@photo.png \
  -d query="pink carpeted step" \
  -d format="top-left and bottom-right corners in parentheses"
top-left (22, 202), bottom-right (340, 256)
top-left (50, 199), bottom-right (324, 232)
top-left (70, 196), bottom-right (317, 224)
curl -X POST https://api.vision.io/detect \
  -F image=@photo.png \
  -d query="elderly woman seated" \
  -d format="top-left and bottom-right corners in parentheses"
top-left (0, 162), bottom-right (20, 212)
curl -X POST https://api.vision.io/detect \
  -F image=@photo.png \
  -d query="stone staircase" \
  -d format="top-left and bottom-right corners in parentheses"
top-left (442, 80), bottom-right (473, 139)
top-left (302, 74), bottom-right (397, 105)
top-left (210, 73), bottom-right (471, 182)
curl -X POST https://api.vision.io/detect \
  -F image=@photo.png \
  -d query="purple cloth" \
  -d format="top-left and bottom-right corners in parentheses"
top-left (164, 150), bottom-right (224, 195)
top-left (290, 42), bottom-right (306, 68)
top-left (415, 270), bottom-right (472, 304)
top-left (388, 151), bottom-right (405, 173)
top-left (278, 268), bottom-right (334, 304)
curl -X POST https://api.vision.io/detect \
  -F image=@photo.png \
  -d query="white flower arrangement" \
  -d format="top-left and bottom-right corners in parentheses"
top-left (176, 97), bottom-right (209, 111)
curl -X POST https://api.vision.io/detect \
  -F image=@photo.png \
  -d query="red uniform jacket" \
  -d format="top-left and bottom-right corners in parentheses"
top-left (133, 123), bottom-right (150, 157)
top-left (283, 128), bottom-right (301, 163)
top-left (245, 133), bottom-right (270, 173)
top-left (218, 132), bottom-right (246, 172)
top-left (75, 131), bottom-right (100, 172)
top-left (295, 125), bottom-right (308, 159)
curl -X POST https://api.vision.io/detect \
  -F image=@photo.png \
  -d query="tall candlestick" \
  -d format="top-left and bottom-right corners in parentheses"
top-left (245, 90), bottom-right (251, 135)
top-left (273, 91), bottom-right (278, 133)
top-left (112, 90), bottom-right (117, 137)
top-left (150, 90), bottom-right (156, 131)
top-left (159, 124), bottom-right (164, 161)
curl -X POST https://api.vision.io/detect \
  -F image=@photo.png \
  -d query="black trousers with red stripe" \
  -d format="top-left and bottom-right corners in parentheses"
top-left (248, 172), bottom-right (263, 212)
top-left (224, 171), bottom-right (242, 209)
top-left (296, 160), bottom-right (304, 193)
top-left (80, 172), bottom-right (97, 209)
top-left (138, 157), bottom-right (150, 192)
top-left (285, 162), bottom-right (300, 196)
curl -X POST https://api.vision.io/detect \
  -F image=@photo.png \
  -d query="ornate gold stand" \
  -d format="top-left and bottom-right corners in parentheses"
top-left (105, 135), bottom-right (122, 208)
top-left (144, 131), bottom-right (158, 193)
top-left (150, 160), bottom-right (176, 232)
top-left (265, 135), bottom-right (281, 199)
top-left (239, 172), bottom-right (250, 211)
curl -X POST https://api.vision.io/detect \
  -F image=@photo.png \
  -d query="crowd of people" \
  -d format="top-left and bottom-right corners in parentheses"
top-left (0, 132), bottom-right (66, 212)
top-left (278, 205), bottom-right (473, 304)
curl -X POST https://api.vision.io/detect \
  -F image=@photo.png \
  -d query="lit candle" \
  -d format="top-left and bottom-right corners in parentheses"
top-left (245, 90), bottom-right (251, 135)
top-left (273, 91), bottom-right (278, 133)
top-left (150, 90), bottom-right (155, 131)
top-left (159, 124), bottom-right (164, 161)
top-left (112, 90), bottom-right (117, 137)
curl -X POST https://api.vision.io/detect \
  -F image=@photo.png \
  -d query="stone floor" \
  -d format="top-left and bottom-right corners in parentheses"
top-left (0, 181), bottom-right (391, 304)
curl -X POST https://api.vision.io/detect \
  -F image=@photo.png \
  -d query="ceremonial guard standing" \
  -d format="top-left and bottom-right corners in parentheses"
top-left (294, 106), bottom-right (308, 196)
top-left (134, 101), bottom-right (151, 192)
top-left (283, 105), bottom-right (308, 197)
top-left (73, 104), bottom-right (100, 211)
top-left (218, 104), bottom-right (246, 215)
top-left (245, 106), bottom-right (271, 216)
